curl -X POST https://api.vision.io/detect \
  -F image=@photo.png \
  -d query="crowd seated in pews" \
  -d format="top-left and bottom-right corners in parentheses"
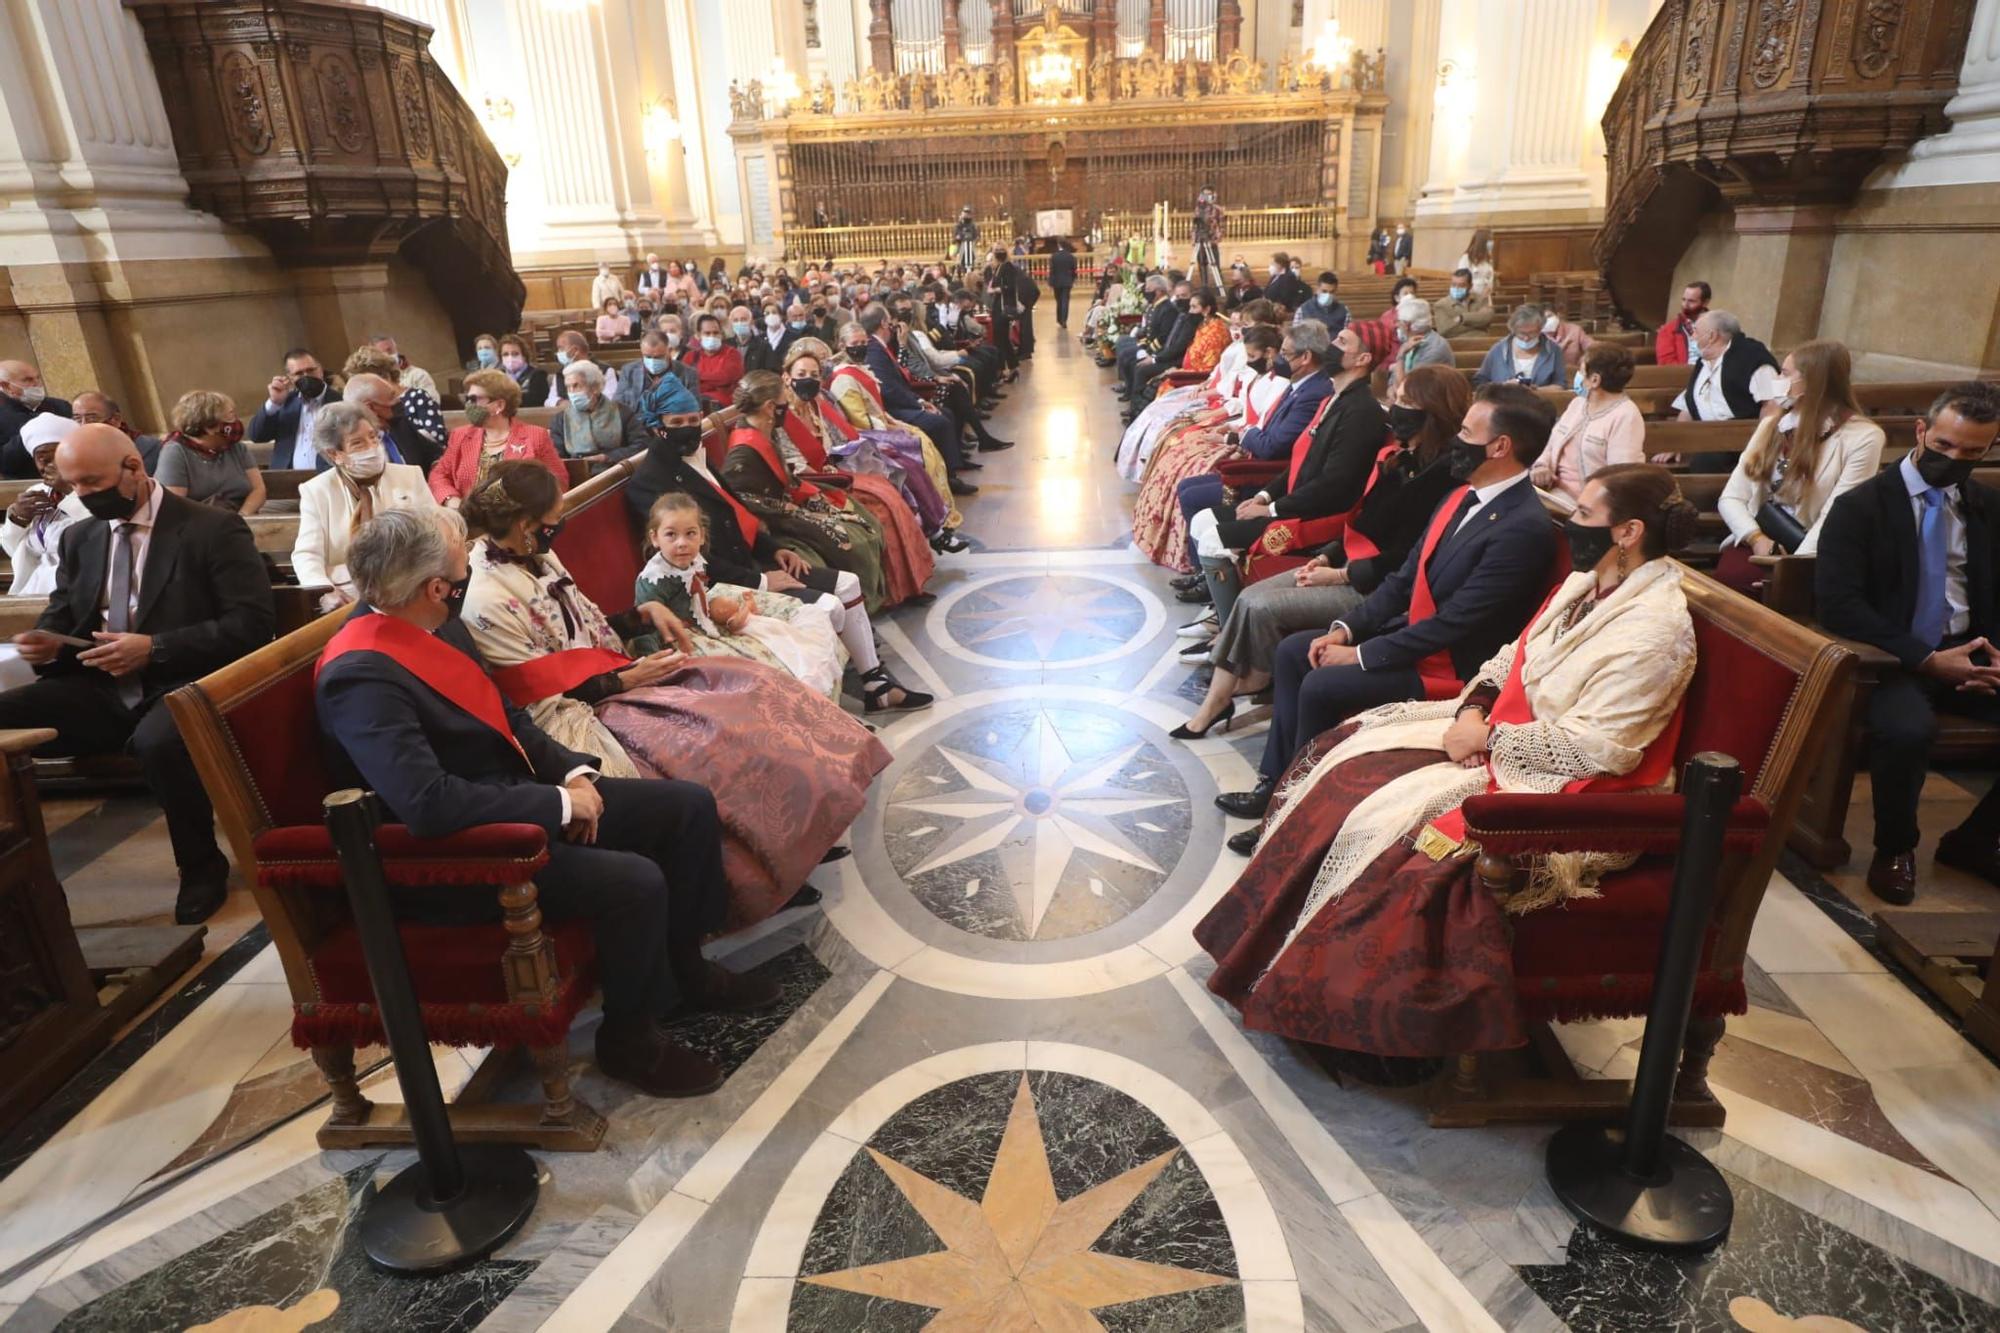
top-left (1104, 254), bottom-right (1996, 1078)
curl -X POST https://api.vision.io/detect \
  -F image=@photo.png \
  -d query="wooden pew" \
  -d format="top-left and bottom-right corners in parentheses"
top-left (1535, 380), bottom-right (1985, 421)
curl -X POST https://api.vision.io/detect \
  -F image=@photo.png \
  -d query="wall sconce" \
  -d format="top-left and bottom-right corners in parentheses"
top-left (480, 95), bottom-right (523, 167)
top-left (643, 100), bottom-right (682, 161)
top-left (1434, 57), bottom-right (1476, 118)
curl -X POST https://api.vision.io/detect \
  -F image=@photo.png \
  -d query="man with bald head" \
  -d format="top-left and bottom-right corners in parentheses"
top-left (1, 359), bottom-right (72, 479)
top-left (0, 425), bottom-right (273, 922)
top-left (70, 390), bottom-right (162, 473)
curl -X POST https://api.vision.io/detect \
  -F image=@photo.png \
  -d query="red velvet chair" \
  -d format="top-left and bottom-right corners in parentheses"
top-left (1433, 567), bottom-right (1856, 1128)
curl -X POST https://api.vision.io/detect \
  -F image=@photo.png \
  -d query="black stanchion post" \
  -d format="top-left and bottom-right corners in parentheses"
top-left (1545, 753), bottom-right (1740, 1252)
top-left (324, 790), bottom-right (540, 1275)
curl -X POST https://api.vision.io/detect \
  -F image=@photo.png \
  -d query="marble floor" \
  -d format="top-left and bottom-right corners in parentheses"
top-left (4, 336), bottom-right (2000, 1332)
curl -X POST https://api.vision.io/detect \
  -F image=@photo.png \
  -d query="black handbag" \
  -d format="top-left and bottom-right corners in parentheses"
top-left (1755, 499), bottom-right (1808, 553)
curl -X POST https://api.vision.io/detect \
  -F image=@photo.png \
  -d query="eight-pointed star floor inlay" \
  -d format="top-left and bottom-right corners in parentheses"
top-left (884, 707), bottom-right (1190, 940)
top-left (940, 574), bottom-right (1148, 665)
top-left (801, 1073), bottom-right (1233, 1326)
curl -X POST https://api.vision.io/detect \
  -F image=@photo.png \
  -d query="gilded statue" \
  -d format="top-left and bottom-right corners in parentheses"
top-left (1275, 52), bottom-right (1296, 94)
top-left (1088, 49), bottom-right (1112, 102)
top-left (1133, 54), bottom-right (1168, 100)
top-left (1117, 60), bottom-right (1137, 100)
top-left (996, 59), bottom-right (1016, 106)
top-left (810, 76), bottom-right (835, 115)
top-left (1219, 50), bottom-right (1263, 96)
top-left (729, 79), bottom-right (760, 121)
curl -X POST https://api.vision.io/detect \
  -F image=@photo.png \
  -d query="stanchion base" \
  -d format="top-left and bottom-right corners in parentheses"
top-left (1547, 1124), bottom-right (1733, 1253)
top-left (359, 1145), bottom-right (540, 1275)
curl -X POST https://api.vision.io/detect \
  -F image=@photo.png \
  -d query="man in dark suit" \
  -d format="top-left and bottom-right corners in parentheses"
top-left (1123, 280), bottom-right (1192, 401)
top-left (620, 330), bottom-right (703, 406)
top-left (855, 306), bottom-right (970, 490)
top-left (1190, 324), bottom-right (1386, 625)
top-left (343, 373), bottom-right (442, 474)
top-left (0, 426), bottom-right (275, 920)
top-left (1217, 384), bottom-right (1559, 835)
top-left (1, 359), bottom-right (73, 480)
top-left (1263, 252), bottom-right (1310, 312)
top-left (1817, 384), bottom-right (2000, 901)
top-left (1049, 241), bottom-right (1077, 328)
top-left (249, 348), bottom-right (338, 473)
top-left (1171, 321), bottom-right (1335, 558)
top-left (1014, 262), bottom-right (1040, 359)
top-left (316, 507), bottom-right (777, 1098)
top-left (1115, 277), bottom-right (1176, 400)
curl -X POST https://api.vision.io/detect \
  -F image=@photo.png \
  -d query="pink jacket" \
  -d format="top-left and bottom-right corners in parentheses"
top-left (429, 420), bottom-right (568, 504)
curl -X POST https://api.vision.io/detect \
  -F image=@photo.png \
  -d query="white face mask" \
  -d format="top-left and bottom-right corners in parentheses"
top-left (16, 384), bottom-right (46, 409)
top-left (342, 447), bottom-right (386, 479)
top-left (1777, 410), bottom-right (1801, 435)
top-left (1542, 314), bottom-right (1560, 334)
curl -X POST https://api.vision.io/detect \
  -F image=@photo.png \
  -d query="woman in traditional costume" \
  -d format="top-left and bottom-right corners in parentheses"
top-left (1116, 300), bottom-right (1277, 481)
top-left (1195, 465), bottom-right (1700, 1071)
top-left (459, 461), bottom-right (889, 927)
top-left (826, 326), bottom-right (968, 552)
top-left (780, 341), bottom-right (937, 605)
top-left (721, 371), bottom-right (891, 613)
top-left (1129, 326), bottom-right (1291, 570)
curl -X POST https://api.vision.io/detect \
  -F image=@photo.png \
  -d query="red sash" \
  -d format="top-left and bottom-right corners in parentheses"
top-left (729, 425), bottom-right (822, 507)
top-left (830, 364), bottom-right (886, 415)
top-left (317, 612), bottom-right (529, 766)
top-left (1286, 395), bottom-right (1338, 491)
top-left (1428, 594), bottom-right (1687, 842)
top-left (1407, 486), bottom-right (1471, 700)
top-left (1341, 443), bottom-right (1403, 564)
top-left (489, 646), bottom-right (632, 708)
top-left (782, 407), bottom-right (831, 469)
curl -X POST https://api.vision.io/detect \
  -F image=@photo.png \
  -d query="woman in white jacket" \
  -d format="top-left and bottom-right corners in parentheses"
top-left (0, 415), bottom-right (85, 596)
top-left (1714, 339), bottom-right (1883, 595)
top-left (291, 402), bottom-right (436, 612)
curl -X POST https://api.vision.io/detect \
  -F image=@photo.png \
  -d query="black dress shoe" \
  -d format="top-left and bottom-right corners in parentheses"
top-left (684, 960), bottom-right (783, 1013)
top-left (1176, 584), bottom-right (1213, 604)
top-left (959, 457), bottom-right (985, 470)
top-left (174, 862), bottom-right (231, 925)
top-left (1866, 851), bottom-right (1918, 906)
top-left (597, 1021), bottom-right (724, 1098)
top-left (1216, 780), bottom-right (1275, 820)
top-left (980, 437), bottom-right (1017, 451)
top-left (1227, 828), bottom-right (1259, 856)
top-left (1171, 573), bottom-right (1205, 591)
top-left (1937, 828), bottom-right (2000, 888)
top-left (949, 476), bottom-right (980, 496)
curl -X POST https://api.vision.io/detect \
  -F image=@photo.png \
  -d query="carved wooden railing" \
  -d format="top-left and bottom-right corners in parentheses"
top-left (783, 207), bottom-right (1336, 265)
top-left (125, 0), bottom-right (523, 350)
top-left (1596, 0), bottom-right (1973, 328)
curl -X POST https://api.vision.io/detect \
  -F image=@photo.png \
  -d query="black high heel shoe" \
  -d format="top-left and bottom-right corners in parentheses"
top-left (1168, 699), bottom-right (1236, 740)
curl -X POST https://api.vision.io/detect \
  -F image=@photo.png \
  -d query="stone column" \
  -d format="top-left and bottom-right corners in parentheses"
top-left (664, 0), bottom-right (725, 244)
top-left (1217, 0), bottom-right (1243, 58)
top-left (1092, 0), bottom-right (1118, 61)
top-left (1885, 0), bottom-right (2000, 187)
top-left (943, 0), bottom-right (963, 64)
top-left (869, 0), bottom-right (896, 73)
top-left (1148, 0), bottom-right (1168, 55)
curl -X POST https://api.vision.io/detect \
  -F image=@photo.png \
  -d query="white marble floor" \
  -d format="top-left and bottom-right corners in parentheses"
top-left (4, 340), bottom-right (2000, 1332)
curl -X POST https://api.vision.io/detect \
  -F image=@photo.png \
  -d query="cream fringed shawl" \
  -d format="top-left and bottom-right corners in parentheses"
top-left (1259, 558), bottom-right (1698, 962)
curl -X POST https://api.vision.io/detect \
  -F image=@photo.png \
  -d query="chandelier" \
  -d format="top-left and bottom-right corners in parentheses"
top-left (765, 57), bottom-right (803, 109)
top-left (1305, 18), bottom-right (1354, 80)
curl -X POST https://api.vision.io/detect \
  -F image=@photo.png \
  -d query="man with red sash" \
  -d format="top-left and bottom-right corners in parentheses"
top-left (1218, 384), bottom-right (1559, 826)
top-left (315, 508), bottom-right (774, 1099)
top-left (1187, 324), bottom-right (1386, 628)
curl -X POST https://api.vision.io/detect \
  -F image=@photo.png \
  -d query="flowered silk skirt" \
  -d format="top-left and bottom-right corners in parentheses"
top-left (597, 657), bottom-right (890, 929)
top-left (846, 473), bottom-right (936, 606)
top-left (1193, 733), bottom-right (1525, 1059)
top-left (1131, 416), bottom-right (1240, 573)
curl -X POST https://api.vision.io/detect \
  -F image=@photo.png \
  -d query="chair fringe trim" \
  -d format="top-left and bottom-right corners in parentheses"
top-left (291, 992), bottom-right (585, 1051)
top-left (1519, 976), bottom-right (1747, 1027)
top-left (259, 861), bottom-right (548, 889)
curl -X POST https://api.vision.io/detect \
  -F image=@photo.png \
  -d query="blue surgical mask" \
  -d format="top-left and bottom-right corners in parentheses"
top-left (1573, 370), bottom-right (1587, 394)
top-left (475, 346), bottom-right (498, 367)
top-left (790, 319), bottom-right (808, 330)
top-left (1317, 292), bottom-right (1334, 306)
top-left (701, 335), bottom-right (723, 353)
top-left (556, 349), bottom-right (572, 367)
top-left (642, 355), bottom-right (668, 374)
top-left (731, 322), bottom-right (752, 340)
top-left (1449, 286), bottom-right (1468, 301)
top-left (1514, 335), bottom-right (1539, 352)
top-left (568, 390), bottom-right (592, 410)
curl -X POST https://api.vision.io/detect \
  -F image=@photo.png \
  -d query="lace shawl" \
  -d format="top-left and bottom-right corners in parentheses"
top-left (1261, 560), bottom-right (1697, 964)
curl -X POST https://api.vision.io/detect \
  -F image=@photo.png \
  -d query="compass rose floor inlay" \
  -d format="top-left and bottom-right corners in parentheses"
top-left (7, 344), bottom-right (2000, 1333)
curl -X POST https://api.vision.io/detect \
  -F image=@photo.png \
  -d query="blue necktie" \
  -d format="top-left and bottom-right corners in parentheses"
top-left (1911, 487), bottom-right (1950, 648)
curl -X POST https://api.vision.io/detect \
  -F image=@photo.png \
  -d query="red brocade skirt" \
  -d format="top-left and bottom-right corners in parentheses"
top-left (1194, 735), bottom-right (1526, 1058)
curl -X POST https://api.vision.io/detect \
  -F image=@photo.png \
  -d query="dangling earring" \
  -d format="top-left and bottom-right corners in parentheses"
top-left (1615, 544), bottom-right (1631, 579)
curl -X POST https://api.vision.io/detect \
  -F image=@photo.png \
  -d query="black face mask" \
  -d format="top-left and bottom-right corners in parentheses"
top-left (294, 374), bottom-right (327, 401)
top-left (80, 477), bottom-right (139, 521)
top-left (1447, 436), bottom-right (1489, 481)
top-left (1564, 518), bottom-right (1617, 573)
top-left (1913, 444), bottom-right (1978, 490)
top-left (444, 573), bottom-right (471, 618)
top-left (844, 346), bottom-right (869, 363)
top-left (536, 519), bottom-right (566, 551)
top-left (790, 377), bottom-right (821, 401)
top-left (1321, 347), bottom-right (1344, 375)
top-left (661, 424), bottom-right (703, 456)
top-left (1388, 404), bottom-right (1427, 442)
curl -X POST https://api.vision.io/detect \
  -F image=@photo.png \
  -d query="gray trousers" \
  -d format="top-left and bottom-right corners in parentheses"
top-left (1208, 579), bottom-right (1365, 676)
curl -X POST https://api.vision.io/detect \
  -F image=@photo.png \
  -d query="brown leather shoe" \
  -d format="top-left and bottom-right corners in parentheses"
top-left (683, 960), bottom-right (783, 1014)
top-left (595, 1022), bottom-right (724, 1098)
top-left (1936, 828), bottom-right (2000, 889)
top-left (1866, 851), bottom-right (1917, 906)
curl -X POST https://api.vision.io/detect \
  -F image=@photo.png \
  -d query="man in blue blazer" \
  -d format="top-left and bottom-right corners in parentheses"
top-left (249, 348), bottom-right (340, 472)
top-left (314, 508), bottom-right (777, 1098)
top-left (1217, 383), bottom-right (1559, 835)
